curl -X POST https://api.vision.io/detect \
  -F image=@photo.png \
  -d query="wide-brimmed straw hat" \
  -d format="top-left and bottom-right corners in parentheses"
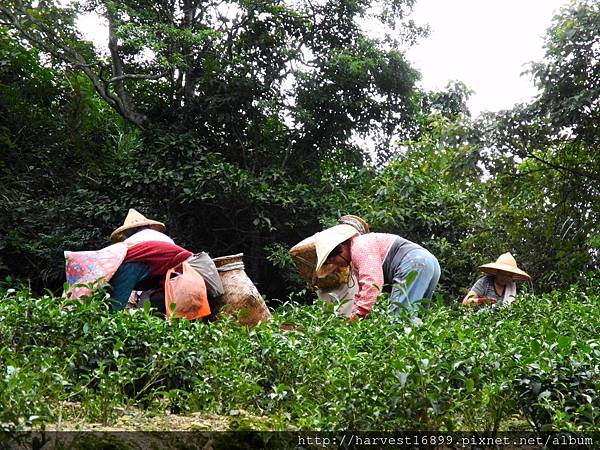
top-left (338, 215), bottom-right (369, 234)
top-left (110, 208), bottom-right (165, 242)
top-left (314, 224), bottom-right (359, 278)
top-left (479, 252), bottom-right (530, 281)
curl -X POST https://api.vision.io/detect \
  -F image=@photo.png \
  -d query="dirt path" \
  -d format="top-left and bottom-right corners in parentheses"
top-left (42, 405), bottom-right (273, 432)
top-left (5, 407), bottom-right (281, 449)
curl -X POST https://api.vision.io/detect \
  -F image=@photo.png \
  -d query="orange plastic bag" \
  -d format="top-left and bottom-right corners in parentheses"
top-left (164, 261), bottom-right (210, 319)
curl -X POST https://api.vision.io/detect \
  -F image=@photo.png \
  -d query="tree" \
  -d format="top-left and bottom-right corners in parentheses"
top-left (0, 1), bottom-right (426, 163)
top-left (1, 0), bottom-right (431, 299)
top-left (477, 0), bottom-right (600, 290)
top-left (0, 26), bottom-right (126, 286)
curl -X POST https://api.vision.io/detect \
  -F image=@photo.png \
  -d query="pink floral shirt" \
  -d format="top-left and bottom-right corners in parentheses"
top-left (349, 233), bottom-right (397, 318)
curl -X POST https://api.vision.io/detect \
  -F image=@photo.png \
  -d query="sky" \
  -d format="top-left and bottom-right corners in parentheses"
top-left (404, 0), bottom-right (572, 116)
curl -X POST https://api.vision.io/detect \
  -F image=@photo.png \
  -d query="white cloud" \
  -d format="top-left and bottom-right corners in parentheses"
top-left (405, 0), bottom-right (571, 116)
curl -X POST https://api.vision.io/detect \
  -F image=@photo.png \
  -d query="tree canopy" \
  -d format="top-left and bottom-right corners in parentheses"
top-left (0, 0), bottom-right (598, 301)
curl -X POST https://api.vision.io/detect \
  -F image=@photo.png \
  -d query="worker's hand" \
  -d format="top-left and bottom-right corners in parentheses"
top-left (477, 297), bottom-right (496, 305)
top-left (462, 296), bottom-right (478, 306)
top-left (348, 310), bottom-right (367, 323)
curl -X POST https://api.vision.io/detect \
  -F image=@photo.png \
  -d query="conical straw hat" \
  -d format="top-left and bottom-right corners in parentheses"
top-left (110, 209), bottom-right (165, 242)
top-left (314, 224), bottom-right (359, 278)
top-left (479, 252), bottom-right (530, 281)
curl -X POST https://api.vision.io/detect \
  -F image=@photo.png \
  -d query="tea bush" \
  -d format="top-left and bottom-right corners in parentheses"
top-left (1, 279), bottom-right (600, 431)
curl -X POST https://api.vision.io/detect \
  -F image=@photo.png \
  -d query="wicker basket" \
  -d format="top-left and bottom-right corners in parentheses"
top-left (211, 253), bottom-right (271, 327)
top-left (338, 215), bottom-right (369, 234)
top-left (288, 235), bottom-right (317, 286)
top-left (290, 216), bottom-right (367, 287)
top-left (212, 253), bottom-right (245, 268)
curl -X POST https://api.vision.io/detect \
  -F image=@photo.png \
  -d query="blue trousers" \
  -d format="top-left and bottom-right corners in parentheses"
top-left (109, 262), bottom-right (151, 311)
top-left (389, 248), bottom-right (441, 316)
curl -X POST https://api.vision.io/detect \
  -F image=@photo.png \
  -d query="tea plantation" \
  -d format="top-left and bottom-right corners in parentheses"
top-left (1, 278), bottom-right (600, 432)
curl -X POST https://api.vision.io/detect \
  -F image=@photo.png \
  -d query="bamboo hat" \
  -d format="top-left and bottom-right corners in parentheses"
top-left (338, 215), bottom-right (369, 234)
top-left (314, 224), bottom-right (359, 278)
top-left (479, 252), bottom-right (531, 281)
top-left (110, 208), bottom-right (166, 242)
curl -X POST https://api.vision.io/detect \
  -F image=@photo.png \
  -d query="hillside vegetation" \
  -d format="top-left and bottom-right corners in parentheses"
top-left (0, 0), bottom-right (598, 302)
top-left (2, 278), bottom-right (599, 431)
top-left (1, 0), bottom-right (599, 438)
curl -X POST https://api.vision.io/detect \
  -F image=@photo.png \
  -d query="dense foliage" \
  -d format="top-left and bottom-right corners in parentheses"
top-left (0, 0), bottom-right (426, 299)
top-left (1, 0), bottom-right (598, 301)
top-left (476, 0), bottom-right (600, 290)
top-left (1, 279), bottom-right (600, 431)
top-left (0, 0), bottom-right (599, 433)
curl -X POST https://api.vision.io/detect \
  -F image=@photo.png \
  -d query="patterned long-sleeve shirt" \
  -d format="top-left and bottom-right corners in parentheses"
top-left (349, 233), bottom-right (397, 318)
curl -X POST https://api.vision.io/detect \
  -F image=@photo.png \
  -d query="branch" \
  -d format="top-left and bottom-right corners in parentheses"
top-left (0, 3), bottom-right (149, 129)
top-left (182, 0), bottom-right (199, 105)
top-left (528, 152), bottom-right (600, 183)
top-left (105, 12), bottom-right (148, 128)
top-left (107, 73), bottom-right (164, 83)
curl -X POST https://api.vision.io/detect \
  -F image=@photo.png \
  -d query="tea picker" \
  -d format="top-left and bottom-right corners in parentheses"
top-left (64, 208), bottom-right (270, 326)
top-left (462, 252), bottom-right (533, 308)
top-left (290, 215), bottom-right (440, 320)
top-left (289, 215), bottom-right (368, 318)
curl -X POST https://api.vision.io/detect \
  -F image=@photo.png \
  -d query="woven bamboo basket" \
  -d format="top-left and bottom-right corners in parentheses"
top-left (289, 216), bottom-right (368, 286)
top-left (338, 215), bottom-right (369, 234)
top-left (212, 253), bottom-right (245, 268)
top-left (288, 235), bottom-right (317, 287)
top-left (212, 253), bottom-right (271, 327)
